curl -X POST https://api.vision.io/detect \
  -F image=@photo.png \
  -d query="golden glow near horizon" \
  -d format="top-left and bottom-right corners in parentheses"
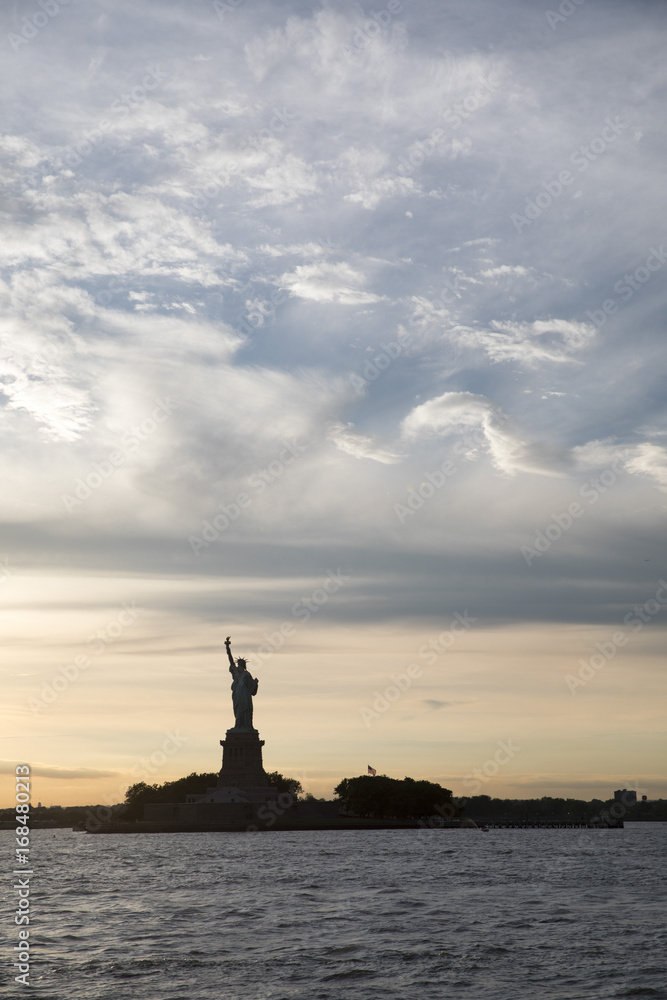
top-left (2, 1), bottom-right (667, 812)
top-left (2, 574), bottom-right (666, 807)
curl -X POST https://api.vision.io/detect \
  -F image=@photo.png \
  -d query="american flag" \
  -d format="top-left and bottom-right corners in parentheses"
top-left (367, 764), bottom-right (377, 776)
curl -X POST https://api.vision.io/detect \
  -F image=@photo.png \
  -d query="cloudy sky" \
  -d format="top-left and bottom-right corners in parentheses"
top-left (2, 0), bottom-right (666, 808)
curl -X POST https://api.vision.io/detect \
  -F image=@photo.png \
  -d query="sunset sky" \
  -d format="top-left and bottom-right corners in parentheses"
top-left (2, 0), bottom-right (666, 808)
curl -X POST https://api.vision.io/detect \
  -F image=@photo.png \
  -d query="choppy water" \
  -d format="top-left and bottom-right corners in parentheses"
top-left (3, 823), bottom-right (666, 1000)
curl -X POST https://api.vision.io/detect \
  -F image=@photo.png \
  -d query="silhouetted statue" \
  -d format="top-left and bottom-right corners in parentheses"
top-left (224, 636), bottom-right (258, 732)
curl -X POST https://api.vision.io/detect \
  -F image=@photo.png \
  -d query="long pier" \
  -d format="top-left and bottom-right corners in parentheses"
top-left (478, 820), bottom-right (623, 829)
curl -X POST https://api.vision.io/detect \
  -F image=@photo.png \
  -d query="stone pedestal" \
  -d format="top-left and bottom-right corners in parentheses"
top-left (195, 729), bottom-right (279, 805)
top-left (218, 729), bottom-right (272, 788)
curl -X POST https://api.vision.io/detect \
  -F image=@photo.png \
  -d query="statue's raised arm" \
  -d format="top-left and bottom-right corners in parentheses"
top-left (224, 635), bottom-right (235, 671)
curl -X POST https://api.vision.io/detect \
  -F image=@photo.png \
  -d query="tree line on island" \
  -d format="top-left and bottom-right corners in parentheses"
top-left (123, 771), bottom-right (304, 820)
top-left (2, 773), bottom-right (665, 827)
top-left (120, 772), bottom-right (458, 821)
top-left (334, 775), bottom-right (459, 820)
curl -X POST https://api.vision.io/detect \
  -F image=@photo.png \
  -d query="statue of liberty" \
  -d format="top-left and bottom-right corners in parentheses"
top-left (224, 636), bottom-right (258, 732)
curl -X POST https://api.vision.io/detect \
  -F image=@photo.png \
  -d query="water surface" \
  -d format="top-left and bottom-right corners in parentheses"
top-left (4, 823), bottom-right (666, 999)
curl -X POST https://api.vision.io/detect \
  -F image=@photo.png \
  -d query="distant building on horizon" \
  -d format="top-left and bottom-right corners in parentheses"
top-left (614, 789), bottom-right (637, 803)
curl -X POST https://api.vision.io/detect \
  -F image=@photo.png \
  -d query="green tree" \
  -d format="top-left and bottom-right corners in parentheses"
top-left (334, 774), bottom-right (454, 820)
top-left (122, 770), bottom-right (304, 821)
top-left (265, 772), bottom-right (304, 797)
top-left (122, 772), bottom-right (218, 820)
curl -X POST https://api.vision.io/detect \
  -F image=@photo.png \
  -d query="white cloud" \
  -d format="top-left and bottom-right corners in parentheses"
top-left (280, 261), bottom-right (384, 304)
top-left (0, 761), bottom-right (117, 779)
top-left (570, 438), bottom-right (667, 493)
top-left (0, 184), bottom-right (242, 285)
top-left (572, 439), bottom-right (626, 469)
top-left (480, 265), bottom-right (529, 278)
top-left (0, 0), bottom-right (664, 607)
top-left (344, 171), bottom-right (417, 210)
top-left (326, 422), bottom-right (403, 464)
top-left (401, 391), bottom-right (566, 476)
top-left (451, 318), bottom-right (596, 366)
top-left (338, 144), bottom-right (418, 209)
top-left (244, 152), bottom-right (319, 207)
top-left (624, 443), bottom-right (667, 492)
top-left (1, 376), bottom-right (94, 443)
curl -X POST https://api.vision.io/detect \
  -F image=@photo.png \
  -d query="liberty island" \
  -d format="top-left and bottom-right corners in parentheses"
top-left (91, 634), bottom-right (467, 832)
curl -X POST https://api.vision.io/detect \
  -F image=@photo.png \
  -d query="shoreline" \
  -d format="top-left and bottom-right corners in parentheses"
top-left (83, 818), bottom-right (479, 834)
top-left (82, 817), bottom-right (626, 834)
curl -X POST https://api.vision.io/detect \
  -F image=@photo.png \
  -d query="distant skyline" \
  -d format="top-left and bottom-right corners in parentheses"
top-left (1, 0), bottom-right (666, 808)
